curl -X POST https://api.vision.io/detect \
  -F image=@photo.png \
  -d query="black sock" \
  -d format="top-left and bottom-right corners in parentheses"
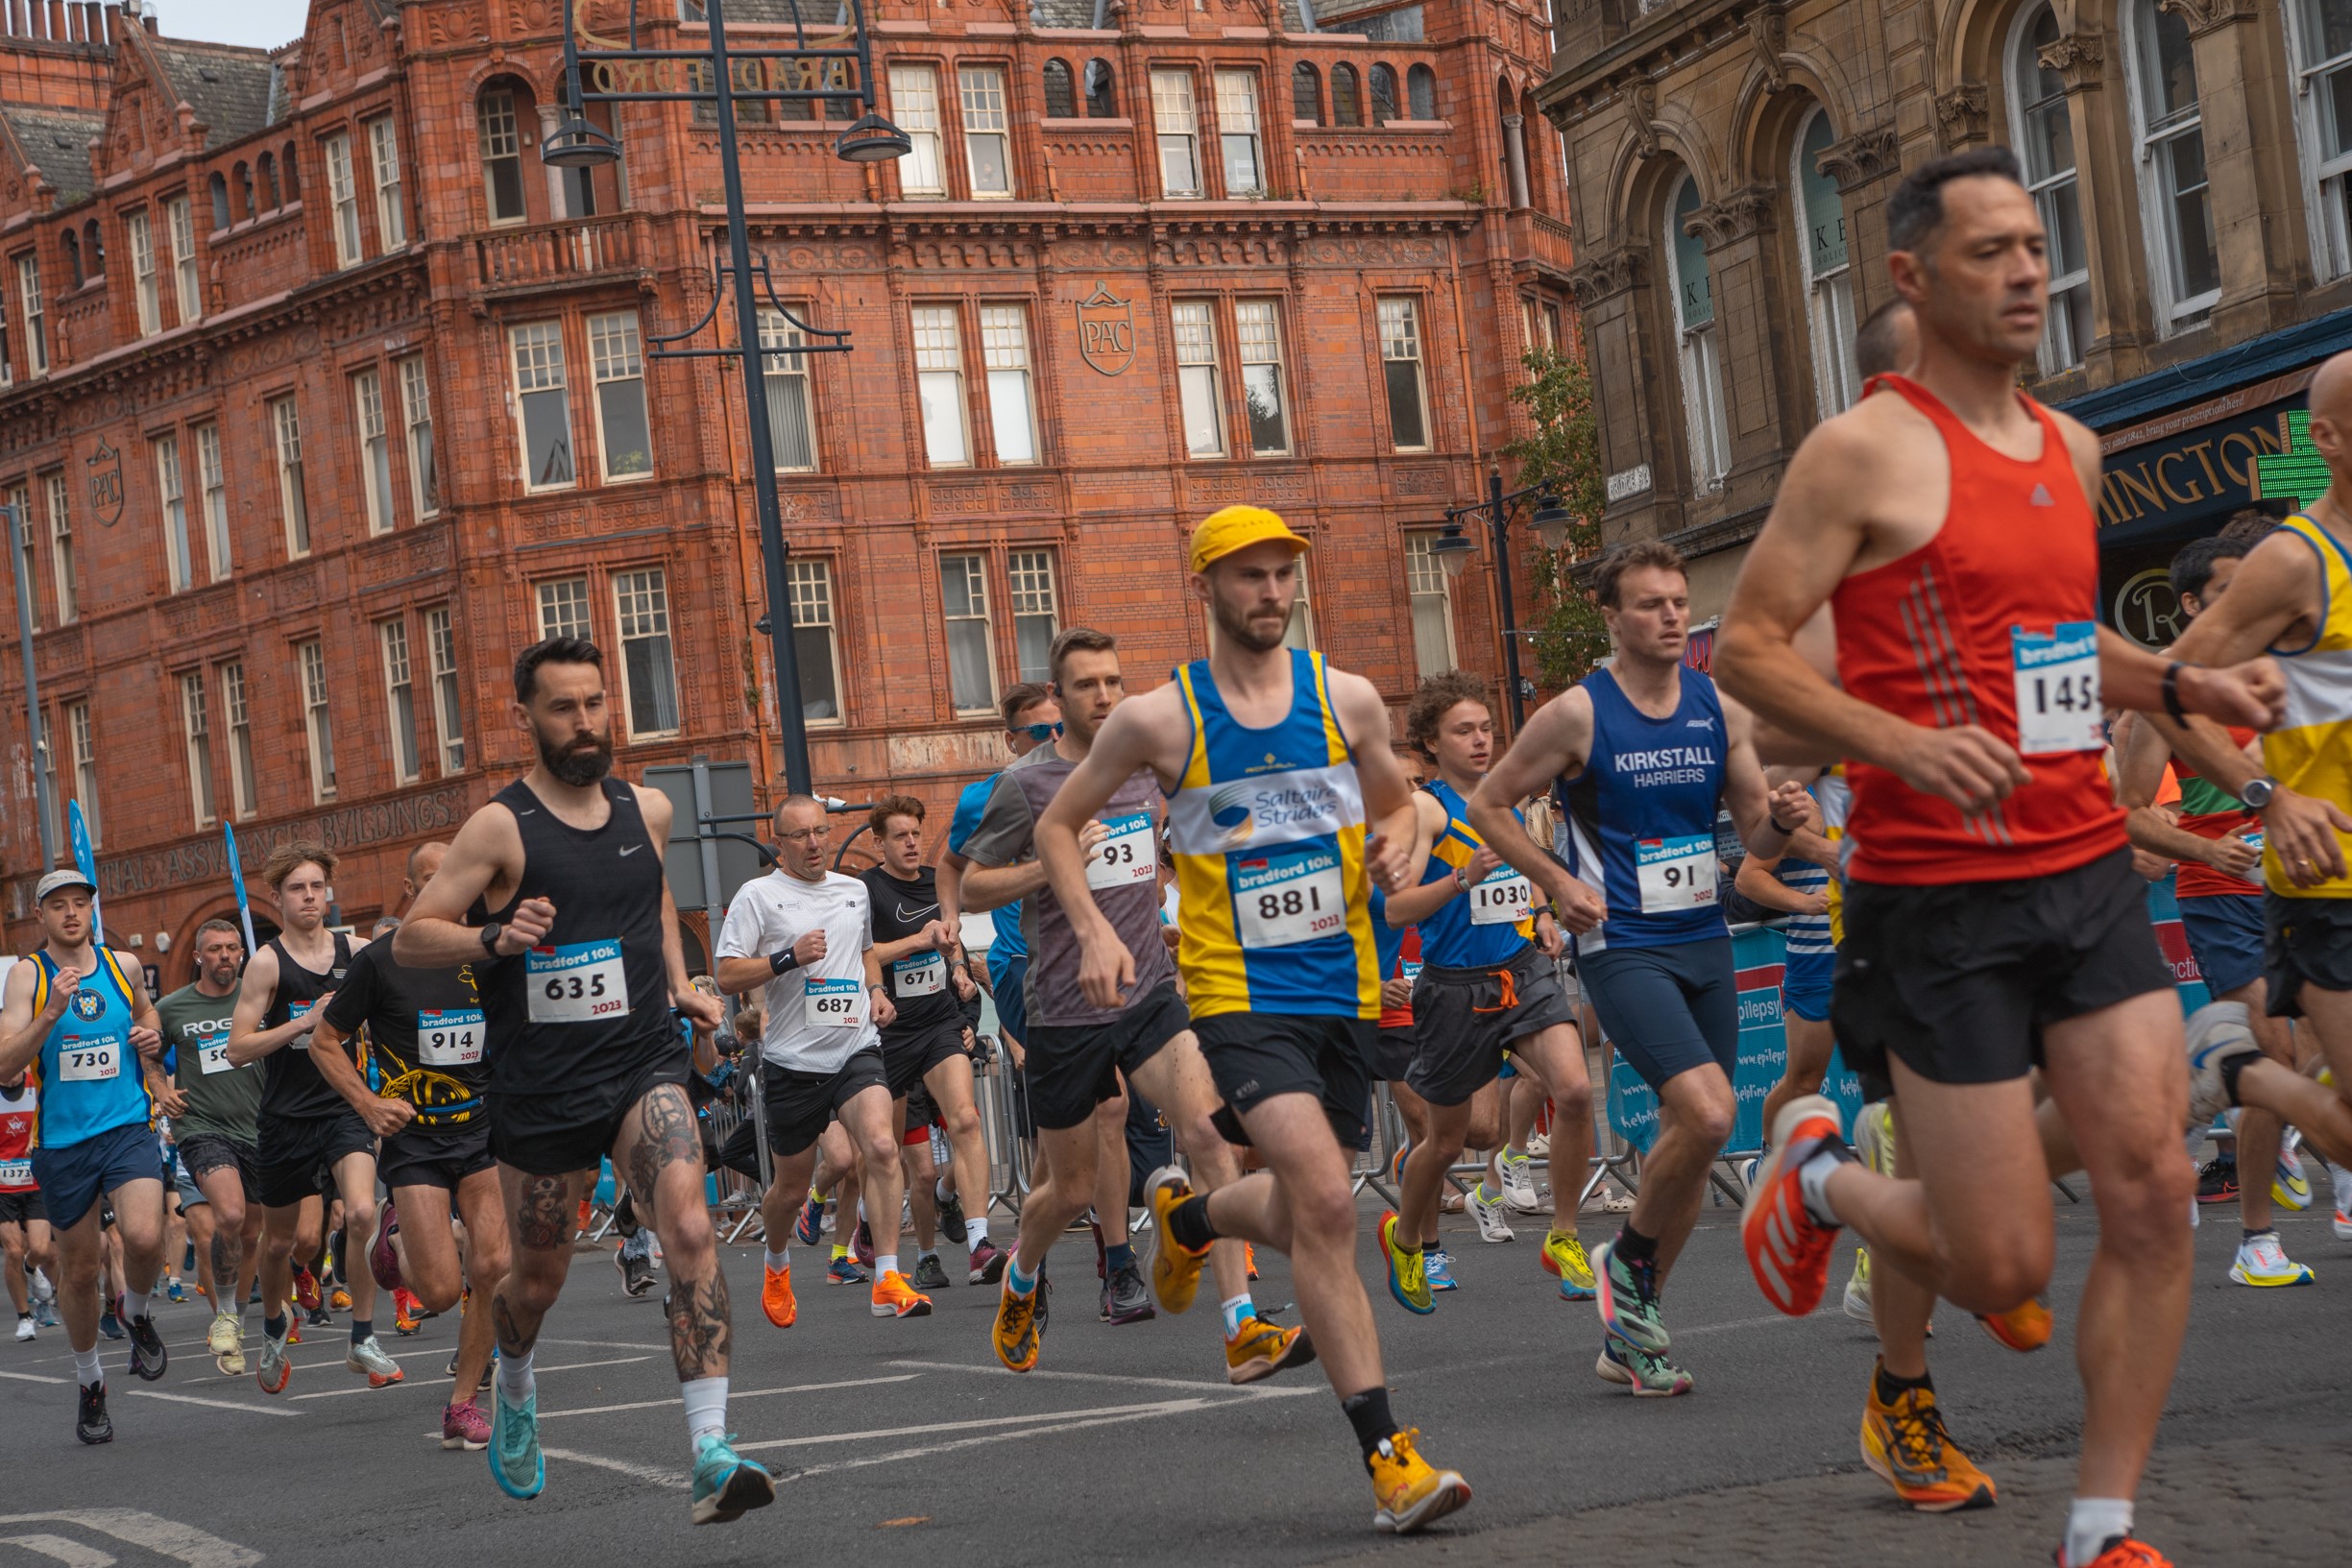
top-left (2242, 1226), bottom-right (2272, 1243)
top-left (1340, 1386), bottom-right (1397, 1464)
top-left (1875, 1361), bottom-right (1932, 1404)
top-left (351, 1317), bottom-right (372, 1345)
top-left (264, 1313), bottom-right (287, 1340)
top-left (1167, 1194), bottom-right (1220, 1252)
top-left (1613, 1224), bottom-right (1660, 1266)
top-left (2219, 1051), bottom-right (2253, 1108)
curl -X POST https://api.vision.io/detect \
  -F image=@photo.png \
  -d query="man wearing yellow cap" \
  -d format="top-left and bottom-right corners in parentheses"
top-left (1028, 506), bottom-right (1470, 1534)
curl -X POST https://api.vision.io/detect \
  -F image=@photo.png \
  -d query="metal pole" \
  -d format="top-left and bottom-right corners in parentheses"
top-left (7, 503), bottom-right (56, 869)
top-left (706, 0), bottom-right (815, 796)
top-left (1490, 470), bottom-right (1527, 731)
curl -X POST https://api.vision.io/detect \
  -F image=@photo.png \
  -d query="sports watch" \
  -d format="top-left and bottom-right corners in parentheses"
top-left (2241, 775), bottom-right (2279, 811)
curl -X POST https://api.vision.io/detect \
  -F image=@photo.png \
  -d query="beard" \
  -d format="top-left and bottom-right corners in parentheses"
top-left (538, 724), bottom-right (614, 787)
top-left (1211, 593), bottom-right (1290, 654)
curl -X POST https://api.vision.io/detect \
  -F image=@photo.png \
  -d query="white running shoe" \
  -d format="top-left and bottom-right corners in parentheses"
top-left (2332, 1163), bottom-right (2352, 1240)
top-left (2275, 1140), bottom-right (2313, 1212)
top-left (13, 1315), bottom-right (33, 1340)
top-left (1498, 1151), bottom-right (1543, 1214)
top-left (346, 1334), bottom-right (405, 1387)
top-left (1466, 1181), bottom-right (1515, 1243)
top-left (1842, 1246), bottom-right (1873, 1322)
top-left (1524, 1132), bottom-right (1551, 1159)
top-left (1855, 1101), bottom-right (1896, 1176)
top-left (2184, 1001), bottom-right (2261, 1130)
top-left (2230, 1231), bottom-right (2315, 1288)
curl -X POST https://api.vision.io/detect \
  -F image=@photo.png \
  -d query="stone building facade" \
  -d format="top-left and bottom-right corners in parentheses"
top-left (0, 0), bottom-right (1576, 976)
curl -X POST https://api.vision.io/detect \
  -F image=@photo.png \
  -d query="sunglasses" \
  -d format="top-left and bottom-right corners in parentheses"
top-left (1019, 722), bottom-right (1064, 741)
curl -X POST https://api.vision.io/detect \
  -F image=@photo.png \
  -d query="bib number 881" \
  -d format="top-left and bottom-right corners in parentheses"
top-left (1257, 886), bottom-right (1322, 921)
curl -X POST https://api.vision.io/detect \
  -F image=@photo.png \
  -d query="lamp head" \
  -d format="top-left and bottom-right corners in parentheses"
top-left (1531, 494), bottom-right (1572, 553)
top-left (835, 112), bottom-right (912, 162)
top-left (542, 115), bottom-right (620, 169)
top-left (1429, 523), bottom-right (1475, 580)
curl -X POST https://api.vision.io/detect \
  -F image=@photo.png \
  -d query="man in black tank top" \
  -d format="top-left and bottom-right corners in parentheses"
top-left (227, 841), bottom-right (404, 1396)
top-left (396, 637), bottom-right (769, 1526)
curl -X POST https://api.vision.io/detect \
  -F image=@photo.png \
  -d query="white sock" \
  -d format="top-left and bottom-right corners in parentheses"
top-left (682, 1375), bottom-right (728, 1448)
top-left (497, 1349), bottom-right (536, 1403)
top-left (73, 1344), bottom-right (102, 1387)
top-left (935, 1179), bottom-right (953, 1205)
top-left (1221, 1293), bottom-right (1255, 1336)
top-left (122, 1291), bottom-right (151, 1322)
top-left (2064, 1498), bottom-right (2133, 1566)
top-left (764, 1247), bottom-right (789, 1272)
top-left (875, 1253), bottom-right (899, 1281)
top-left (966, 1218), bottom-right (987, 1249)
top-left (1797, 1149), bottom-right (1848, 1228)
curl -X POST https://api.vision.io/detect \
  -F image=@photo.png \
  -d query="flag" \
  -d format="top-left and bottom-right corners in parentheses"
top-left (67, 799), bottom-right (101, 946)
top-left (223, 822), bottom-right (256, 953)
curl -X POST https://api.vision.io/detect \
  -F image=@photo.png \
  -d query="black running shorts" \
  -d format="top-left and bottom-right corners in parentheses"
top-left (378, 1122), bottom-right (497, 1194)
top-left (1408, 947), bottom-right (1580, 1107)
top-left (881, 1017), bottom-right (969, 1102)
top-left (1022, 982), bottom-right (1189, 1133)
top-left (1195, 1010), bottom-right (1378, 1153)
top-left (489, 1056), bottom-right (689, 1177)
top-left (764, 1049), bottom-right (888, 1158)
top-left (2263, 891), bottom-right (2352, 1019)
top-left (254, 1109), bottom-right (376, 1211)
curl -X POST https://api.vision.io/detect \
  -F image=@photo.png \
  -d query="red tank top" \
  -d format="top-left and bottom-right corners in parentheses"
top-left (1379, 926), bottom-right (1421, 1032)
top-left (2173, 726), bottom-right (2261, 900)
top-left (1831, 374), bottom-right (2123, 885)
top-left (0, 1084), bottom-right (36, 1189)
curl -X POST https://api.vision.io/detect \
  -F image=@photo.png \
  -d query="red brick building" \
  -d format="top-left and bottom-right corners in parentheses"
top-left (0, 0), bottom-right (1574, 979)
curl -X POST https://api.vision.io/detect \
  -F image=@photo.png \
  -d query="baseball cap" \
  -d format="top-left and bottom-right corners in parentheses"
top-left (1189, 505), bottom-right (1311, 574)
top-left (35, 868), bottom-right (95, 903)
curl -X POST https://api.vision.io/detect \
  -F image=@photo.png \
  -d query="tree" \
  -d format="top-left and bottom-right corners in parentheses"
top-left (1502, 346), bottom-right (1610, 688)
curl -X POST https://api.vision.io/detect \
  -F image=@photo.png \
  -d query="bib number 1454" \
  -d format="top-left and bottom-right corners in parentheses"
top-left (2011, 621), bottom-right (2102, 757)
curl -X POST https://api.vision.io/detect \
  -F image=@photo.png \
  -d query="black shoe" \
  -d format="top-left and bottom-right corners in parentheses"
top-left (911, 1253), bottom-right (951, 1291)
top-left (448, 1349), bottom-right (496, 1391)
top-left (304, 1305), bottom-right (333, 1328)
top-left (77, 1380), bottom-right (113, 1444)
top-left (936, 1189), bottom-right (968, 1249)
top-left (124, 1303), bottom-right (168, 1382)
top-left (97, 1312), bottom-right (125, 1341)
top-left (1101, 1264), bottom-right (1155, 1325)
top-left (2196, 1155), bottom-right (2240, 1204)
top-left (616, 1245), bottom-right (658, 1298)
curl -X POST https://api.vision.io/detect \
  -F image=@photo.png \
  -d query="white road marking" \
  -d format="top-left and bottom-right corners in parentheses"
top-left (535, 1338), bottom-right (669, 1352)
top-left (740, 1387), bottom-right (1316, 1458)
top-left (787, 1405), bottom-right (1238, 1481)
top-left (0, 1532), bottom-right (115, 1567)
top-left (540, 1448), bottom-right (689, 1490)
top-left (0, 1368), bottom-right (71, 1385)
top-left (299, 1355), bottom-right (653, 1401)
top-left (0, 1510), bottom-right (261, 1567)
top-left (121, 1388), bottom-right (303, 1417)
top-left (883, 1358), bottom-right (1289, 1395)
top-left (538, 1373), bottom-right (919, 1422)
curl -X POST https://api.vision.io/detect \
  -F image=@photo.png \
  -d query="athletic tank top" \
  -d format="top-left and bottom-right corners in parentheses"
top-left (1416, 779), bottom-right (1535, 969)
top-left (27, 948), bottom-right (149, 1148)
top-left (2262, 514), bottom-right (2352, 898)
top-left (1775, 858), bottom-right (1833, 955)
top-left (475, 777), bottom-right (679, 1092)
top-left (1816, 768), bottom-right (1852, 946)
top-left (0, 1081), bottom-right (39, 1189)
top-left (1562, 665), bottom-right (1729, 955)
top-left (1369, 893), bottom-right (1420, 1031)
top-left (2173, 725), bottom-right (2261, 900)
top-left (1831, 374), bottom-right (2123, 885)
top-left (1165, 649), bottom-right (1382, 1020)
top-left (259, 932), bottom-right (353, 1122)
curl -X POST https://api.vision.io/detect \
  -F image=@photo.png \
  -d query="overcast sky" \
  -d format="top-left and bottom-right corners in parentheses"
top-left (149, 0), bottom-right (310, 49)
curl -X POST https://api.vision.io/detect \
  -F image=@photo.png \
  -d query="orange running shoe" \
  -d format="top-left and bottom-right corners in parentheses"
top-left (1246, 1243), bottom-right (1259, 1281)
top-left (1740, 1095), bottom-right (1846, 1316)
top-left (1858, 1361), bottom-right (1996, 1512)
top-left (762, 1263), bottom-right (798, 1328)
top-left (870, 1270), bottom-right (934, 1319)
top-left (575, 1198), bottom-right (593, 1238)
top-left (2062, 1537), bottom-right (2174, 1567)
top-left (1976, 1295), bottom-right (2052, 1353)
top-left (393, 1289), bottom-right (424, 1337)
top-left (284, 1317), bottom-right (303, 1345)
top-left (328, 1286), bottom-right (352, 1313)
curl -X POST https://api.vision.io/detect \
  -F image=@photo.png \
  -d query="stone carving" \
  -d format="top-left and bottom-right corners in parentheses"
top-left (931, 483), bottom-right (988, 515)
top-left (1565, 245), bottom-right (1644, 307)
top-left (1394, 467), bottom-right (1448, 498)
top-left (1816, 124), bottom-right (1901, 192)
top-left (2035, 31), bottom-right (2104, 91)
top-left (1751, 7), bottom-right (1786, 94)
top-left (2156, 0), bottom-right (2259, 36)
top-left (422, 1), bottom-right (481, 42)
top-left (1934, 82), bottom-right (1989, 146)
top-left (1627, 80), bottom-right (1659, 158)
top-left (1684, 184), bottom-right (1776, 249)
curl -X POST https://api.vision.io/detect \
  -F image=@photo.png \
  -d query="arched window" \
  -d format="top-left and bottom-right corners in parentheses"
top-left (1406, 63), bottom-right (1436, 120)
top-left (280, 141), bottom-right (299, 199)
top-left (478, 85), bottom-right (530, 225)
top-left (1043, 59), bottom-right (1077, 118)
top-left (82, 219), bottom-right (102, 277)
top-left (1292, 61), bottom-right (1322, 125)
top-left (1369, 63), bottom-right (1398, 126)
top-left (1331, 63), bottom-right (1362, 127)
top-left (1792, 107), bottom-right (1859, 415)
top-left (234, 160), bottom-right (255, 219)
top-left (2288, 0), bottom-right (2352, 278)
top-left (208, 171), bottom-right (230, 230)
top-left (2123, 0), bottom-right (2219, 329)
top-left (1084, 58), bottom-right (1117, 117)
top-left (61, 229), bottom-right (81, 288)
top-left (1664, 173), bottom-right (1730, 492)
top-left (258, 152), bottom-right (279, 209)
top-left (2008, 3), bottom-right (2091, 372)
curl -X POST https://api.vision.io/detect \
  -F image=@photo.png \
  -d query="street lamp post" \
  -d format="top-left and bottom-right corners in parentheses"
top-left (1428, 469), bottom-right (1572, 731)
top-left (5, 501), bottom-right (56, 870)
top-left (547, 0), bottom-right (908, 796)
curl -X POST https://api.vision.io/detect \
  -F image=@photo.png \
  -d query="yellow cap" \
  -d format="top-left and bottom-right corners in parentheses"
top-left (1189, 505), bottom-right (1312, 573)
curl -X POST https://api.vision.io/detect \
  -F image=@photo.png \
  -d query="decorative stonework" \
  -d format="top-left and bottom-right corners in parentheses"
top-left (1627, 80), bottom-right (1660, 159)
top-left (1934, 82), bottom-right (1988, 147)
top-left (1566, 245), bottom-right (1645, 308)
top-left (1685, 184), bottom-right (1776, 249)
top-left (2036, 32), bottom-right (2104, 92)
top-left (1816, 125), bottom-right (1901, 193)
top-left (2156, 0), bottom-right (2259, 37)
top-left (1750, 7), bottom-right (1787, 95)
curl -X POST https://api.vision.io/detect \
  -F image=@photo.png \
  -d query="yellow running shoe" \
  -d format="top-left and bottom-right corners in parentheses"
top-left (1379, 1211), bottom-right (1433, 1315)
top-left (1224, 1315), bottom-right (1317, 1386)
top-left (762, 1263), bottom-right (797, 1328)
top-left (1976, 1295), bottom-right (2051, 1353)
top-left (1144, 1165), bottom-right (1209, 1315)
top-left (1540, 1229), bottom-right (1596, 1300)
top-left (1369, 1429), bottom-right (1471, 1534)
top-left (1859, 1361), bottom-right (1997, 1512)
top-left (991, 1278), bottom-right (1046, 1372)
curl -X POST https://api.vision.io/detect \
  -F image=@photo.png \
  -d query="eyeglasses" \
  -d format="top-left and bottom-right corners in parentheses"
top-left (776, 824), bottom-right (834, 843)
top-left (1019, 722), bottom-right (1064, 742)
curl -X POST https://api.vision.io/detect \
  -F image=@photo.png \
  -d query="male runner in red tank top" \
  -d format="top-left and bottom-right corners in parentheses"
top-left (1714, 148), bottom-right (2283, 1568)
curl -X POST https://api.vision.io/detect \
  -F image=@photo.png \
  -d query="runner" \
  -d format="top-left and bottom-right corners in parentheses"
top-left (715, 794), bottom-right (930, 1327)
top-left (959, 625), bottom-right (1305, 1381)
top-left (229, 843), bottom-right (402, 1394)
top-left (1, 1066), bottom-right (54, 1339)
top-left (156, 918), bottom-right (265, 1373)
top-left (858, 795), bottom-right (1006, 1284)
top-left (1029, 512), bottom-right (1468, 1533)
top-left (1713, 147), bottom-right (2285, 1568)
top-left (1467, 540), bottom-right (1813, 1397)
top-left (311, 840), bottom-right (512, 1451)
top-left (1733, 782), bottom-right (1844, 1175)
top-left (1378, 671), bottom-right (1594, 1312)
top-left (394, 636), bottom-right (769, 1524)
top-left (0, 870), bottom-right (174, 1442)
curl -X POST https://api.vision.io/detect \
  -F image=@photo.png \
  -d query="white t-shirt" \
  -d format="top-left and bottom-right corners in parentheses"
top-left (715, 870), bottom-right (879, 1073)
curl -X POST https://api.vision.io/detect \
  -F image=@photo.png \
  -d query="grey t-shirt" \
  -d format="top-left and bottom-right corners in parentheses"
top-left (158, 982), bottom-right (262, 1146)
top-left (958, 744), bottom-right (1174, 1028)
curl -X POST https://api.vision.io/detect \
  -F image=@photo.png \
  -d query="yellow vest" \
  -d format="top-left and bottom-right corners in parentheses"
top-left (2262, 513), bottom-right (2352, 899)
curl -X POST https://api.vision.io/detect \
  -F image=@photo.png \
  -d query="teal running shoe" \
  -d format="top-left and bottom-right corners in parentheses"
top-left (488, 1380), bottom-right (546, 1501)
top-left (1592, 1237), bottom-right (1670, 1353)
top-left (691, 1432), bottom-right (777, 1525)
top-left (1424, 1248), bottom-right (1458, 1291)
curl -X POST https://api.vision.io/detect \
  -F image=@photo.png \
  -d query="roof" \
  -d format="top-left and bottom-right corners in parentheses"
top-left (1, 107), bottom-right (103, 205)
top-left (144, 37), bottom-right (279, 147)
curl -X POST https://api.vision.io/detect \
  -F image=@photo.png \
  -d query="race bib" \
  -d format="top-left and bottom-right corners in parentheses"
top-left (1087, 811), bottom-right (1158, 891)
top-left (1402, 960), bottom-right (1422, 984)
top-left (804, 977), bottom-right (869, 1029)
top-left (1467, 866), bottom-right (1534, 927)
top-left (61, 1034), bottom-right (122, 1082)
top-left (2011, 621), bottom-right (2102, 756)
top-left (1235, 846), bottom-right (1347, 949)
top-left (419, 1007), bottom-right (486, 1067)
top-left (199, 1039), bottom-right (234, 1075)
top-left (1636, 835), bottom-right (1717, 914)
top-left (526, 940), bottom-right (631, 1023)
top-left (892, 952), bottom-right (945, 999)
top-left (289, 998), bottom-right (316, 1051)
top-left (0, 1158), bottom-right (29, 1188)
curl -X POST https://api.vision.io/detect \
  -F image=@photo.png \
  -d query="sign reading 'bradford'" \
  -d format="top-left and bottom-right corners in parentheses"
top-left (1077, 282), bottom-right (1134, 375)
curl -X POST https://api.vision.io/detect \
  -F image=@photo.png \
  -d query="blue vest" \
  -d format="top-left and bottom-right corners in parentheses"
top-left (1415, 779), bottom-right (1535, 969)
top-left (30, 948), bottom-right (151, 1148)
top-left (1562, 666), bottom-right (1730, 954)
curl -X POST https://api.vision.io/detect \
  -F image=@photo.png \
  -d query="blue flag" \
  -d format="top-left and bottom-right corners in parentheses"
top-left (67, 799), bottom-right (101, 946)
top-left (224, 822), bottom-right (256, 953)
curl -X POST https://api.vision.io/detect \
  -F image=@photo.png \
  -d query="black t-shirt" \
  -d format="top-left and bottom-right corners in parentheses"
top-left (859, 865), bottom-right (961, 1036)
top-left (320, 934), bottom-right (488, 1134)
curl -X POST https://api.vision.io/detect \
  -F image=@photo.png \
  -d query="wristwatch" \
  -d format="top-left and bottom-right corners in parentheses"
top-left (2241, 775), bottom-right (2280, 810)
top-left (478, 921), bottom-right (504, 955)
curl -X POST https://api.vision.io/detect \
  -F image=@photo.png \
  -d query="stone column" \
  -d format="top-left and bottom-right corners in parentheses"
top-left (2168, 0), bottom-right (2292, 336)
top-left (538, 103), bottom-right (569, 219)
top-left (1566, 245), bottom-right (1664, 543)
top-left (1502, 113), bottom-right (1532, 211)
top-left (1815, 124), bottom-right (1902, 321)
top-left (2037, 26), bottom-right (2133, 369)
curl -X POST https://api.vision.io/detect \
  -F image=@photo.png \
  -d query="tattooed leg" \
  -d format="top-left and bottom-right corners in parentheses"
top-left (493, 1165), bottom-right (579, 1362)
top-left (614, 1084), bottom-right (730, 1383)
top-left (666, 1268), bottom-right (733, 1382)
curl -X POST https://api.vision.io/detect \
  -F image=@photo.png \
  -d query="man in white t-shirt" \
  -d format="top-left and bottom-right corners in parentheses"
top-left (715, 796), bottom-right (931, 1327)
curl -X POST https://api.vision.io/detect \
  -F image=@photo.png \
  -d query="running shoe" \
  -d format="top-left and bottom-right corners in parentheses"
top-left (1855, 1099), bottom-right (1896, 1175)
top-left (1740, 1095), bottom-right (1847, 1317)
top-left (1144, 1165), bottom-right (1209, 1315)
top-left (690, 1432), bottom-right (776, 1526)
top-left (2183, 1001), bottom-right (2261, 1129)
top-left (1224, 1315), bottom-right (1316, 1385)
top-left (2230, 1230), bottom-right (2315, 1288)
top-left (166, 1279), bottom-right (188, 1303)
top-left (1526, 1131), bottom-right (1551, 1158)
top-left (1246, 1242), bottom-right (1259, 1280)
top-left (348, 1334), bottom-right (405, 1387)
top-left (2335, 1163), bottom-right (2352, 1241)
top-left (911, 1253), bottom-right (951, 1292)
top-left (76, 1380), bottom-right (112, 1444)
top-left (1844, 1246), bottom-right (1874, 1322)
top-left (394, 1287), bottom-right (426, 1335)
top-left (852, 1219), bottom-right (875, 1267)
top-left (2194, 1155), bottom-right (2240, 1204)
top-left (217, 1328), bottom-right (248, 1377)
top-left (206, 1310), bottom-right (241, 1360)
top-left (449, 1349), bottom-right (497, 1392)
top-left (1091, 1216), bottom-right (1107, 1279)
top-left (870, 1269), bottom-right (934, 1319)
top-left (284, 1317), bottom-right (303, 1345)
top-left (793, 1191), bottom-right (825, 1247)
top-left (442, 1398), bottom-right (492, 1451)
top-left (991, 1277), bottom-right (1048, 1372)
top-left (1379, 1211), bottom-right (1434, 1315)
top-left (1101, 1263), bottom-right (1155, 1325)
top-left (1976, 1296), bottom-right (2052, 1352)
top-left (1466, 1181), bottom-right (1515, 1243)
top-left (122, 1299), bottom-right (168, 1382)
top-left (1368, 1429), bottom-right (1471, 1534)
top-left (305, 1304), bottom-right (334, 1329)
top-left (1388, 1139), bottom-right (1410, 1187)
top-left (2274, 1142), bottom-right (2313, 1211)
top-left (1859, 1363), bottom-right (1995, 1511)
top-left (1541, 1229), bottom-right (1596, 1300)
top-left (370, 1204), bottom-right (402, 1291)
top-left (2059, 1536), bottom-right (2176, 1567)
top-left (1591, 1237), bottom-right (1669, 1353)
top-left (1424, 1248), bottom-right (1459, 1291)
top-left (827, 1254), bottom-right (868, 1287)
top-left (967, 1237), bottom-right (1009, 1287)
top-left (1595, 1333), bottom-right (1692, 1396)
top-left (13, 1315), bottom-right (33, 1341)
top-left (1498, 1150), bottom-right (1543, 1213)
top-left (256, 1331), bottom-right (292, 1395)
top-left (762, 1262), bottom-right (798, 1328)
top-left (488, 1380), bottom-right (546, 1500)
top-left (617, 1246), bottom-right (658, 1299)
top-left (329, 1286), bottom-right (352, 1313)
top-left (936, 1188), bottom-right (968, 1249)
top-left (97, 1310), bottom-right (123, 1340)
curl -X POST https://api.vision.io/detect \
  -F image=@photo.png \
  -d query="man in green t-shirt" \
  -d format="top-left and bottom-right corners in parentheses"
top-left (158, 918), bottom-right (263, 1375)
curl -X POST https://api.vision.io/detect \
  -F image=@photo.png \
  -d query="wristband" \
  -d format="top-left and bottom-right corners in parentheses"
top-left (1453, 865), bottom-right (1472, 892)
top-left (1768, 814), bottom-right (1801, 835)
top-left (2162, 661), bottom-right (2192, 726)
top-left (769, 949), bottom-right (799, 977)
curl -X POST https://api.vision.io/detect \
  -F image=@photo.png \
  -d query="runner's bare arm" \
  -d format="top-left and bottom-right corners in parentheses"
top-left (1733, 855), bottom-right (1824, 915)
top-left (309, 1015), bottom-right (413, 1137)
top-left (0, 960), bottom-right (55, 1080)
top-left (1751, 610), bottom-right (1842, 766)
top-left (1036, 697), bottom-right (1171, 1008)
top-left (935, 849), bottom-right (973, 938)
top-left (1721, 697), bottom-right (1811, 858)
top-left (2116, 707), bottom-right (2254, 874)
top-left (958, 859), bottom-right (1050, 914)
top-left (1378, 794), bottom-right (1478, 925)
top-left (394, 803), bottom-right (543, 967)
top-left (224, 945), bottom-right (315, 1066)
top-left (1467, 686), bottom-right (1605, 931)
top-left (1328, 667), bottom-right (1421, 892)
top-left (864, 942), bottom-right (894, 1030)
top-left (125, 966), bottom-right (162, 1059)
top-left (870, 923), bottom-right (953, 966)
